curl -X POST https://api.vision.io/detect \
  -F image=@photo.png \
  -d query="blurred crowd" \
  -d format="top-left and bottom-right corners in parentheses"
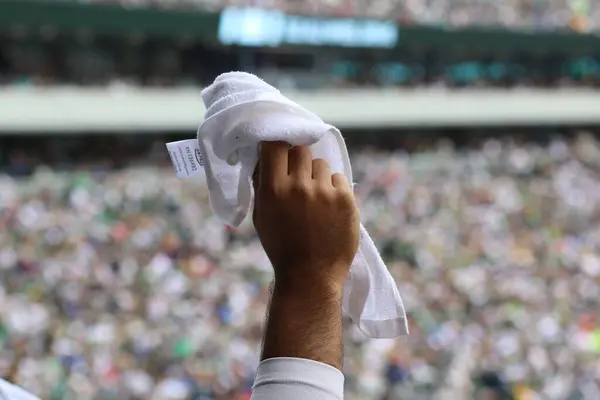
top-left (1, 131), bottom-right (600, 399)
top-left (2, 9), bottom-right (600, 91)
top-left (2, 34), bottom-right (600, 89)
top-left (65, 0), bottom-right (599, 31)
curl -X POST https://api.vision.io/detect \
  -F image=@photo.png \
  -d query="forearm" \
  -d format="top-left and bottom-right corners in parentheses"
top-left (261, 277), bottom-right (344, 371)
top-left (250, 143), bottom-right (355, 399)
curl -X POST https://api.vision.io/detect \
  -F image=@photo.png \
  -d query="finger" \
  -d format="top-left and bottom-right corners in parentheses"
top-left (288, 146), bottom-right (313, 181)
top-left (332, 173), bottom-right (351, 190)
top-left (259, 141), bottom-right (289, 187)
top-left (312, 159), bottom-right (331, 182)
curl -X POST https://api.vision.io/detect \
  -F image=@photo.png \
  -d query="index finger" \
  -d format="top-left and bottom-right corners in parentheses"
top-left (259, 141), bottom-right (289, 187)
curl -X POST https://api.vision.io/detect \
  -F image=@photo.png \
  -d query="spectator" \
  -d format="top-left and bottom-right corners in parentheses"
top-left (1, 131), bottom-right (600, 399)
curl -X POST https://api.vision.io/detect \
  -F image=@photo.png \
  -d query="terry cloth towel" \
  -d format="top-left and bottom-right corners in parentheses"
top-left (197, 72), bottom-right (408, 338)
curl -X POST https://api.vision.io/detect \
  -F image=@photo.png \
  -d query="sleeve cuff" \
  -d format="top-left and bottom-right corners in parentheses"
top-left (253, 357), bottom-right (344, 399)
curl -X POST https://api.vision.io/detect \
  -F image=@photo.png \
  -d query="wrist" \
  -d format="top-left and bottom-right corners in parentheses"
top-left (272, 260), bottom-right (349, 296)
top-left (273, 274), bottom-right (344, 302)
top-left (264, 271), bottom-right (344, 370)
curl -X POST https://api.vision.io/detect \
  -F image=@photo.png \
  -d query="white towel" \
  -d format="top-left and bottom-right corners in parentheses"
top-left (197, 72), bottom-right (408, 338)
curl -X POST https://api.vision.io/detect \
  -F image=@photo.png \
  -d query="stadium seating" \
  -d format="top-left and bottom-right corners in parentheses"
top-left (1, 133), bottom-right (599, 399)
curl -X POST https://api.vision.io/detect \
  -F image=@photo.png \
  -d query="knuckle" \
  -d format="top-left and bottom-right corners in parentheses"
top-left (290, 145), bottom-right (311, 158)
top-left (337, 185), bottom-right (352, 197)
top-left (335, 191), bottom-right (354, 207)
top-left (261, 181), bottom-right (288, 199)
top-left (293, 145), bottom-right (311, 154)
top-left (316, 186), bottom-right (336, 203)
top-left (290, 180), bottom-right (313, 197)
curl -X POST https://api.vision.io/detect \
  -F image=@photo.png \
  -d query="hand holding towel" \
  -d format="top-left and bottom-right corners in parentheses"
top-left (198, 72), bottom-right (408, 338)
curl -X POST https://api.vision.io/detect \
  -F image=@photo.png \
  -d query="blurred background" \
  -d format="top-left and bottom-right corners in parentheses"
top-left (1, 1), bottom-right (600, 399)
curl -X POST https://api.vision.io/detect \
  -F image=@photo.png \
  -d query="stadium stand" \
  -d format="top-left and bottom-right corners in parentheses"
top-left (1, 1), bottom-right (600, 400)
top-left (2, 131), bottom-right (600, 400)
top-left (3, 0), bottom-right (599, 30)
top-left (1, 1), bottom-right (599, 89)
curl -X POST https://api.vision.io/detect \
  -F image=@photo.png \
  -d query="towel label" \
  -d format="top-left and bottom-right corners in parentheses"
top-left (166, 139), bottom-right (204, 179)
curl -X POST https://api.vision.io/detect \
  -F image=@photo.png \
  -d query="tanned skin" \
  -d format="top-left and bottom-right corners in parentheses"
top-left (252, 142), bottom-right (360, 371)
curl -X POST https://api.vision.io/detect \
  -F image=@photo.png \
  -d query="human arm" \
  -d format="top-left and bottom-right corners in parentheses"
top-left (250, 283), bottom-right (345, 400)
top-left (250, 142), bottom-right (359, 399)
